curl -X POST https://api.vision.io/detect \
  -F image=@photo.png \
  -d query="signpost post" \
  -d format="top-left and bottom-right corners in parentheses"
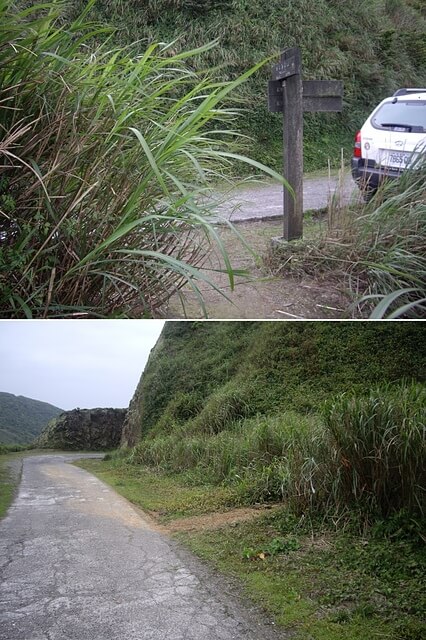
top-left (268, 47), bottom-right (343, 241)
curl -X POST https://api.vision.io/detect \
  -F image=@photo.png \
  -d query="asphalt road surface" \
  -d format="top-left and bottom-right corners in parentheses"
top-left (0, 454), bottom-right (285, 640)
top-left (215, 173), bottom-right (358, 223)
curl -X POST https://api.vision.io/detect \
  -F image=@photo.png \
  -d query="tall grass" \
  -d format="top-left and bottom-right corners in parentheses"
top-left (128, 411), bottom-right (318, 496)
top-left (268, 158), bottom-right (426, 318)
top-left (126, 381), bottom-right (425, 524)
top-left (316, 382), bottom-right (426, 519)
top-left (0, 0), bottom-right (286, 317)
top-left (349, 160), bottom-right (426, 318)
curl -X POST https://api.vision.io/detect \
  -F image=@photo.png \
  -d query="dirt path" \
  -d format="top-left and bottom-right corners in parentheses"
top-left (165, 173), bottom-right (359, 319)
top-left (0, 454), bottom-right (287, 640)
top-left (160, 505), bottom-right (282, 534)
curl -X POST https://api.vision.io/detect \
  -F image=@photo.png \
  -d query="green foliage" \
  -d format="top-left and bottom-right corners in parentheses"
top-left (352, 159), bottom-right (426, 318)
top-left (0, 392), bottom-right (62, 444)
top-left (0, 443), bottom-right (32, 455)
top-left (0, 452), bottom-right (29, 518)
top-left (62, 0), bottom-right (426, 172)
top-left (1, 0), bottom-right (286, 318)
top-left (189, 381), bottom-right (253, 434)
top-left (270, 159), bottom-right (426, 318)
top-left (152, 390), bottom-right (204, 434)
top-left (243, 536), bottom-right (301, 559)
top-left (122, 322), bottom-right (425, 526)
top-left (317, 382), bottom-right (426, 518)
top-left (136, 321), bottom-right (259, 432)
top-left (182, 510), bottom-right (426, 639)
top-left (130, 322), bottom-right (425, 442)
top-left (145, 0), bottom-right (234, 14)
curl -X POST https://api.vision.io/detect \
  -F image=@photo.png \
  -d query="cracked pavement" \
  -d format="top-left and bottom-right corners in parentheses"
top-left (0, 454), bottom-right (286, 640)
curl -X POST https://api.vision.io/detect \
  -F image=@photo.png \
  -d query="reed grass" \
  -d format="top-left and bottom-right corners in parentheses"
top-left (0, 0), bottom-right (287, 317)
top-left (349, 161), bottom-right (426, 318)
top-left (318, 382), bottom-right (426, 519)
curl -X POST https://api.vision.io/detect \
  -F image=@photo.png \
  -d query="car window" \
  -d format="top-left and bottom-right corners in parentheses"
top-left (371, 101), bottom-right (426, 131)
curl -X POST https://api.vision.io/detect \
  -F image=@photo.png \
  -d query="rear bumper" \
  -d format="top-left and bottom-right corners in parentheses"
top-left (351, 158), bottom-right (402, 190)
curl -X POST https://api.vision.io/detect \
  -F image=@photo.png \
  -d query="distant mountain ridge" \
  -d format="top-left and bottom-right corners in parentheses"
top-left (0, 392), bottom-right (63, 444)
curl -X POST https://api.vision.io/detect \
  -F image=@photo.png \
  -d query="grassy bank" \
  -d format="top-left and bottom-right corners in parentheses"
top-left (122, 323), bottom-right (425, 517)
top-left (77, 457), bottom-right (426, 640)
top-left (0, 451), bottom-right (24, 518)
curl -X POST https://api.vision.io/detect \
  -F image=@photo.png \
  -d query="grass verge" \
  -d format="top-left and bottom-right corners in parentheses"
top-left (75, 458), bottom-right (239, 521)
top-left (180, 513), bottom-right (425, 640)
top-left (0, 452), bottom-right (23, 518)
top-left (76, 457), bottom-right (426, 640)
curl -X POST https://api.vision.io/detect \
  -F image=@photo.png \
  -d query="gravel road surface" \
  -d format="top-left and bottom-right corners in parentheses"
top-left (0, 454), bottom-right (285, 640)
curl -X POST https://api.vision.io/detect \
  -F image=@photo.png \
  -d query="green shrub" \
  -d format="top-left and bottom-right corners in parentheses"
top-left (0, 443), bottom-right (31, 455)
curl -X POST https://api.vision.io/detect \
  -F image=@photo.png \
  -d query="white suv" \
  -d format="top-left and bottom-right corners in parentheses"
top-left (351, 88), bottom-right (426, 193)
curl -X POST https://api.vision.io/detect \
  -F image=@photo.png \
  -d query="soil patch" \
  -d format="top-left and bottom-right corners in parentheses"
top-left (165, 219), bottom-right (353, 319)
top-left (157, 505), bottom-right (282, 534)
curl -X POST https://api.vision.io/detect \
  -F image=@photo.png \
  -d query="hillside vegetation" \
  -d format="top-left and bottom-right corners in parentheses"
top-left (121, 321), bottom-right (425, 520)
top-left (0, 392), bottom-right (62, 444)
top-left (64, 0), bottom-right (426, 170)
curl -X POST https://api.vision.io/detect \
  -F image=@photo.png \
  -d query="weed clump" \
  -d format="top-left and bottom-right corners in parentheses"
top-left (268, 159), bottom-right (426, 318)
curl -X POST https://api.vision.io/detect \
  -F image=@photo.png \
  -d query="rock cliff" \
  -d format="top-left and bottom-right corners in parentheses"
top-left (120, 332), bottom-right (165, 448)
top-left (36, 408), bottom-right (126, 451)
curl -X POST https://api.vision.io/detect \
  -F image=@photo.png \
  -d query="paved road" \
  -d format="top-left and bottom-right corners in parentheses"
top-left (0, 454), bottom-right (285, 640)
top-left (215, 173), bottom-right (358, 223)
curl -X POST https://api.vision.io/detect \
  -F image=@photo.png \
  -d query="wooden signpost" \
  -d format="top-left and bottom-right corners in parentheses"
top-left (268, 47), bottom-right (343, 241)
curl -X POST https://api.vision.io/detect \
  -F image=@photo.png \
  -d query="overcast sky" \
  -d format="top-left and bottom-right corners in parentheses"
top-left (0, 321), bottom-right (165, 410)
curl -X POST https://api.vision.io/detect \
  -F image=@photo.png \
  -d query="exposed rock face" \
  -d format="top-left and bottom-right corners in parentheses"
top-left (36, 408), bottom-right (127, 451)
top-left (120, 332), bottom-right (165, 448)
top-left (120, 383), bottom-right (143, 449)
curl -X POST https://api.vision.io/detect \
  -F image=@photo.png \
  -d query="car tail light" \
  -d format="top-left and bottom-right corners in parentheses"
top-left (354, 130), bottom-right (362, 158)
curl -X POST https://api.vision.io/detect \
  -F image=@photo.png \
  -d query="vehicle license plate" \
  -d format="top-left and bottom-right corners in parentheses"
top-left (386, 150), bottom-right (411, 167)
